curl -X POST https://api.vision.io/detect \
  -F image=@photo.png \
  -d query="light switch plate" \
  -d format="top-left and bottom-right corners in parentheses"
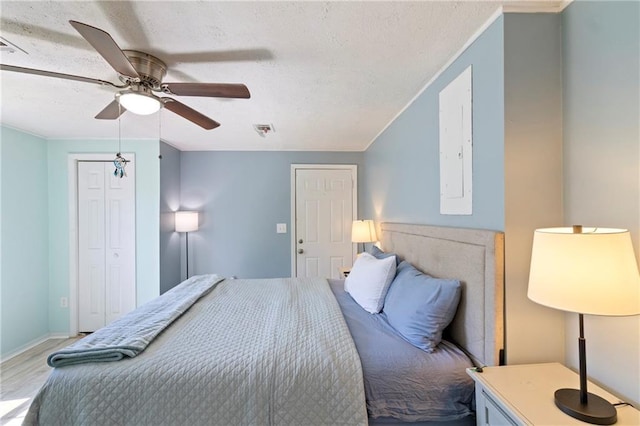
top-left (276, 223), bottom-right (287, 233)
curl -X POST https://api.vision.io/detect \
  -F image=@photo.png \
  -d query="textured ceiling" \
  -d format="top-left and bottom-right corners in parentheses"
top-left (0, 1), bottom-right (567, 151)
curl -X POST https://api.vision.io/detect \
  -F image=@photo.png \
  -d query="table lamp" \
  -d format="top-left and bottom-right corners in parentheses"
top-left (175, 211), bottom-right (199, 279)
top-left (351, 220), bottom-right (377, 253)
top-left (528, 226), bottom-right (640, 425)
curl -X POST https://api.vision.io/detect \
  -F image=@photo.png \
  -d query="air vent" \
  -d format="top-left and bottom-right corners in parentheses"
top-left (253, 123), bottom-right (275, 137)
top-left (0, 37), bottom-right (27, 54)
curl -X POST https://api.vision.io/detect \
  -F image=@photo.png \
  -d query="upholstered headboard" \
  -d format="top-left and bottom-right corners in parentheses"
top-left (379, 223), bottom-right (505, 367)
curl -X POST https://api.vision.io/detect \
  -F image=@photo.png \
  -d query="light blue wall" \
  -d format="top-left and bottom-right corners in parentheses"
top-left (503, 13), bottom-right (565, 365)
top-left (181, 151), bottom-right (364, 279)
top-left (1, 127), bottom-right (50, 358)
top-left (159, 142), bottom-right (181, 294)
top-left (562, 0), bottom-right (640, 406)
top-left (0, 130), bottom-right (2, 354)
top-left (362, 16), bottom-right (504, 231)
top-left (46, 139), bottom-right (161, 333)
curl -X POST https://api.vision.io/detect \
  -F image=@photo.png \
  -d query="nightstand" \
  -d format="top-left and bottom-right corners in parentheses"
top-left (467, 363), bottom-right (639, 425)
top-left (338, 267), bottom-right (351, 278)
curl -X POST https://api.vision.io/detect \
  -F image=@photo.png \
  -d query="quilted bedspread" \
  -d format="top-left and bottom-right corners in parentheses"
top-left (48, 274), bottom-right (224, 367)
top-left (25, 277), bottom-right (368, 426)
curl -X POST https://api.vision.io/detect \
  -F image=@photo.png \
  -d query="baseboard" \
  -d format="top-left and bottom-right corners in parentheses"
top-left (49, 333), bottom-right (72, 339)
top-left (1, 333), bottom-right (71, 364)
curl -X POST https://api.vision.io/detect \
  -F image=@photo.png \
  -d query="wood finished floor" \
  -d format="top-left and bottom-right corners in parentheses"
top-left (0, 338), bottom-right (78, 425)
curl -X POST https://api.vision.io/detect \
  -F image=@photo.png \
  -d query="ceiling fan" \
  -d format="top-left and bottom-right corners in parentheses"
top-left (0, 20), bottom-right (251, 130)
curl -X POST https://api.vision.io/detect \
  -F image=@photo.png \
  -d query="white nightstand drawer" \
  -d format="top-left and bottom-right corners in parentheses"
top-left (483, 389), bottom-right (518, 426)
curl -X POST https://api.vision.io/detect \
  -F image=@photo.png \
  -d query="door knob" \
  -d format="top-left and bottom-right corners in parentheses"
top-left (298, 239), bottom-right (303, 244)
top-left (298, 248), bottom-right (304, 254)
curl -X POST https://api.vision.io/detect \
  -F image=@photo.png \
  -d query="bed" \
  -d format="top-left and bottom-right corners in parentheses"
top-left (25, 223), bottom-right (504, 425)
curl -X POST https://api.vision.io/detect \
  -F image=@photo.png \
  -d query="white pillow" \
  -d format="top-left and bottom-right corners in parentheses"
top-left (344, 252), bottom-right (397, 313)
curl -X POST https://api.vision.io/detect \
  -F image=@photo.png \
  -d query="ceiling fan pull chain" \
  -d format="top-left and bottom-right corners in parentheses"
top-left (113, 102), bottom-right (128, 178)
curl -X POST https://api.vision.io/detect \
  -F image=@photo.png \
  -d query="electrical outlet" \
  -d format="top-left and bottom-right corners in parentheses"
top-left (60, 297), bottom-right (68, 308)
top-left (276, 223), bottom-right (287, 234)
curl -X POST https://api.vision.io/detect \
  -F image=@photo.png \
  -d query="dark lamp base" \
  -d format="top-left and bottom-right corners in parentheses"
top-left (555, 388), bottom-right (617, 425)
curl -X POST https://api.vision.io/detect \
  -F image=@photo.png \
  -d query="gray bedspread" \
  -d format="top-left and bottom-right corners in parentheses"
top-left (26, 277), bottom-right (368, 426)
top-left (48, 274), bottom-right (224, 367)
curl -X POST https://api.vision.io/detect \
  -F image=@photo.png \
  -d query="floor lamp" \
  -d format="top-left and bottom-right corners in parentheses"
top-left (175, 211), bottom-right (199, 279)
top-left (528, 226), bottom-right (640, 425)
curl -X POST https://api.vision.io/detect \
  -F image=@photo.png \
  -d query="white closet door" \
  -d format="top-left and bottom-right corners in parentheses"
top-left (295, 168), bottom-right (354, 279)
top-left (78, 161), bottom-right (136, 332)
top-left (104, 162), bottom-right (136, 325)
top-left (78, 162), bottom-right (106, 332)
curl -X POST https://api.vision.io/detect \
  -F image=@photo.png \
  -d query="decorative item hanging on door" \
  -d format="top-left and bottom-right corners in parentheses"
top-left (113, 153), bottom-right (127, 178)
top-left (113, 101), bottom-right (128, 178)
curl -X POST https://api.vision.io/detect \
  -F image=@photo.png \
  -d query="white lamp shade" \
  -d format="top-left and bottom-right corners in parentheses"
top-left (351, 220), bottom-right (377, 243)
top-left (528, 227), bottom-right (640, 316)
top-left (118, 92), bottom-right (161, 115)
top-left (175, 211), bottom-right (199, 233)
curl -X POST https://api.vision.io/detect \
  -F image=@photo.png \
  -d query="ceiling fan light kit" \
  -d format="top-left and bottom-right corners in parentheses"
top-left (0, 20), bottom-right (250, 130)
top-left (117, 90), bottom-right (161, 115)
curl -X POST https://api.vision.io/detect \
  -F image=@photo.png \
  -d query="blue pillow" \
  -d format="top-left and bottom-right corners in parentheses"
top-left (383, 261), bottom-right (461, 352)
top-left (368, 245), bottom-right (401, 266)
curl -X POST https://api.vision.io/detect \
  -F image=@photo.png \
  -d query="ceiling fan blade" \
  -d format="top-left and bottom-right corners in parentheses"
top-left (161, 83), bottom-right (250, 99)
top-left (95, 100), bottom-right (126, 119)
top-left (69, 20), bottom-right (140, 79)
top-left (162, 98), bottom-right (220, 130)
top-left (0, 64), bottom-right (125, 88)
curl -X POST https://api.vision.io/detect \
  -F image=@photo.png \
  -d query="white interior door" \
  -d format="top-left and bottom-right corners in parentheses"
top-left (78, 161), bottom-right (136, 332)
top-left (293, 167), bottom-right (356, 278)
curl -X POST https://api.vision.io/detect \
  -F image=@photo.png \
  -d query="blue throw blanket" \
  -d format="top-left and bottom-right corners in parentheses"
top-left (48, 274), bottom-right (224, 367)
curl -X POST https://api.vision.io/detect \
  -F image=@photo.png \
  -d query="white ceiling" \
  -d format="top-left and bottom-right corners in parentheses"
top-left (0, 1), bottom-right (566, 151)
